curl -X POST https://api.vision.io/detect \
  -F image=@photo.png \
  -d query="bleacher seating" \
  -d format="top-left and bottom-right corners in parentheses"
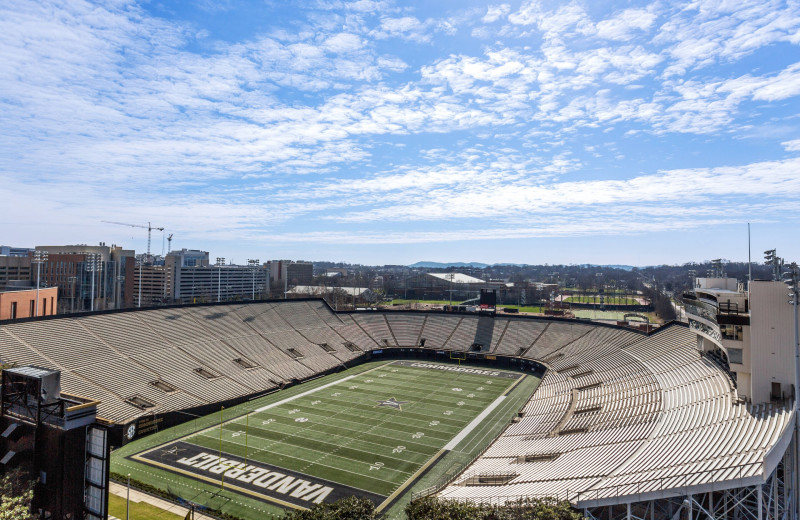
top-left (0, 301), bottom-right (790, 507)
top-left (437, 325), bottom-right (792, 507)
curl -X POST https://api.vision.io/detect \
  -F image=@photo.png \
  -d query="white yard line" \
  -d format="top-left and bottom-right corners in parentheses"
top-left (253, 374), bottom-right (358, 413)
top-left (444, 395), bottom-right (506, 451)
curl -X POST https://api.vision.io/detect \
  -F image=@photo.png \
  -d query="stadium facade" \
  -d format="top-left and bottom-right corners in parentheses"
top-left (0, 280), bottom-right (796, 519)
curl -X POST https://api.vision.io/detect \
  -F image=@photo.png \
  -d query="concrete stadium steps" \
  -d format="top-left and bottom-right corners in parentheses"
top-left (78, 312), bottom-right (171, 354)
top-left (231, 303), bottom-right (296, 333)
top-left (72, 355), bottom-right (205, 409)
top-left (181, 305), bottom-right (261, 340)
top-left (0, 327), bottom-right (58, 369)
top-left (59, 371), bottom-right (146, 424)
top-left (331, 315), bottom-right (379, 350)
top-left (384, 314), bottom-right (425, 346)
top-left (6, 318), bottom-right (117, 370)
top-left (526, 321), bottom-right (596, 359)
top-left (131, 308), bottom-right (219, 347)
top-left (417, 315), bottom-right (462, 349)
top-left (294, 326), bottom-right (362, 363)
top-left (350, 313), bottom-right (395, 346)
top-left (179, 339), bottom-right (281, 391)
top-left (305, 299), bottom-right (345, 327)
top-left (504, 370), bottom-right (574, 437)
top-left (129, 346), bottom-right (251, 402)
top-left (442, 316), bottom-right (506, 353)
top-left (273, 301), bottom-right (333, 330)
top-left (223, 335), bottom-right (315, 382)
top-left (492, 320), bottom-right (547, 356)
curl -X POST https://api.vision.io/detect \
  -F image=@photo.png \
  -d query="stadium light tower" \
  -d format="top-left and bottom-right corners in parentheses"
top-left (248, 259), bottom-right (260, 300)
top-left (86, 254), bottom-right (100, 312)
top-left (765, 249), bottom-right (783, 281)
top-left (32, 250), bottom-right (48, 317)
top-left (216, 258), bottom-right (225, 303)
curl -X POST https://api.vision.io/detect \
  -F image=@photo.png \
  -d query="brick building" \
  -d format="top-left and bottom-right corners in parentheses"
top-left (0, 287), bottom-right (58, 320)
top-left (34, 244), bottom-right (135, 312)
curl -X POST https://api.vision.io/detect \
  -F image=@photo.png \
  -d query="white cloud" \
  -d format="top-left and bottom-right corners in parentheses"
top-left (483, 4), bottom-right (511, 24)
top-left (595, 8), bottom-right (657, 40)
top-left (782, 139), bottom-right (800, 152)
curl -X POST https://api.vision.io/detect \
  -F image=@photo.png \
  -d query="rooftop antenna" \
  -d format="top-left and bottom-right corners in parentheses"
top-left (747, 223), bottom-right (752, 290)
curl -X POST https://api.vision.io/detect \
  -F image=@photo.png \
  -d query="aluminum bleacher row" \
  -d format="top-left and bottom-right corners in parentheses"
top-left (0, 300), bottom-right (791, 508)
top-left (435, 325), bottom-right (793, 508)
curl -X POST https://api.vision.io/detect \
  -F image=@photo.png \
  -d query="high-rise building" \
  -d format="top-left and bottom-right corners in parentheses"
top-left (133, 253), bottom-right (268, 305)
top-left (34, 244), bottom-right (135, 312)
top-left (0, 255), bottom-right (31, 290)
top-left (268, 260), bottom-right (314, 291)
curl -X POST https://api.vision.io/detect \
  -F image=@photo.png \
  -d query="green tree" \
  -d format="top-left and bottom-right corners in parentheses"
top-left (281, 496), bottom-right (382, 520)
top-left (0, 469), bottom-right (36, 520)
top-left (405, 496), bottom-right (582, 520)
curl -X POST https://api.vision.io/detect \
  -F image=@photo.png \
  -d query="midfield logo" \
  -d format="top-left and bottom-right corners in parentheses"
top-left (375, 397), bottom-right (408, 410)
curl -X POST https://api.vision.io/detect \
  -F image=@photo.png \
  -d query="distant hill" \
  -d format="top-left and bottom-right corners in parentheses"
top-left (408, 261), bottom-right (490, 268)
top-left (581, 264), bottom-right (637, 271)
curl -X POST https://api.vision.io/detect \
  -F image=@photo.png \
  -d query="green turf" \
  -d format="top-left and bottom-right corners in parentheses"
top-left (184, 362), bottom-right (514, 498)
top-left (114, 360), bottom-right (541, 520)
top-left (564, 296), bottom-right (641, 305)
top-left (108, 493), bottom-right (184, 520)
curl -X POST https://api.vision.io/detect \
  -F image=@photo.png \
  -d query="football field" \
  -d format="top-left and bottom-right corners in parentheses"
top-left (131, 360), bottom-right (527, 512)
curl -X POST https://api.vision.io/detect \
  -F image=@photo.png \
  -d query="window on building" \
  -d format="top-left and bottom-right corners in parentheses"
top-left (720, 324), bottom-right (743, 341)
top-left (29, 300), bottom-right (34, 317)
top-left (42, 298), bottom-right (46, 316)
top-left (727, 347), bottom-right (743, 365)
top-left (10, 302), bottom-right (16, 319)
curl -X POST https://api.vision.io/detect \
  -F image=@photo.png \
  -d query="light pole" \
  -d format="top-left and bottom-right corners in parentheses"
top-left (137, 254), bottom-right (143, 308)
top-left (68, 276), bottom-right (77, 313)
top-left (248, 259), bottom-right (260, 300)
top-left (216, 258), bottom-right (225, 303)
top-left (32, 250), bottom-right (48, 317)
top-left (782, 262), bottom-right (800, 520)
top-left (86, 254), bottom-right (99, 312)
top-left (126, 473), bottom-right (131, 520)
top-left (449, 273), bottom-right (455, 306)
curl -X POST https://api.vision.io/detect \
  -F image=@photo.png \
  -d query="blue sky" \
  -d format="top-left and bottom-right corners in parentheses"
top-left (2, 0), bottom-right (800, 266)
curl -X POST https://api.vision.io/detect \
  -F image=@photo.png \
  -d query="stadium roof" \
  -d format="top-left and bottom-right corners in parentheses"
top-left (427, 272), bottom-right (485, 284)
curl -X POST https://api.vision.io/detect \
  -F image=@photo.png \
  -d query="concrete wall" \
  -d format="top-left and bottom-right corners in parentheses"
top-left (749, 281), bottom-right (797, 404)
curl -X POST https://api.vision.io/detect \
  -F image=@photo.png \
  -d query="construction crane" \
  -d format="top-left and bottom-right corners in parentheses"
top-left (101, 220), bottom-right (165, 263)
top-left (167, 234), bottom-right (174, 254)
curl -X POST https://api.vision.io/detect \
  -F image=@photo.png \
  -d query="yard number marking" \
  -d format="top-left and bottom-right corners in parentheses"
top-left (370, 462), bottom-right (384, 471)
top-left (412, 432), bottom-right (424, 439)
top-left (393, 446), bottom-right (406, 454)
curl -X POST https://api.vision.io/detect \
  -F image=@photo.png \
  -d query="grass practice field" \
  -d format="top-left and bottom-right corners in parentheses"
top-left (119, 360), bottom-right (539, 518)
top-left (564, 296), bottom-right (641, 305)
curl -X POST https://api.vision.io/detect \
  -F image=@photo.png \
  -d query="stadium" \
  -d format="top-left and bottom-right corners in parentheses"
top-left (0, 289), bottom-right (795, 520)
